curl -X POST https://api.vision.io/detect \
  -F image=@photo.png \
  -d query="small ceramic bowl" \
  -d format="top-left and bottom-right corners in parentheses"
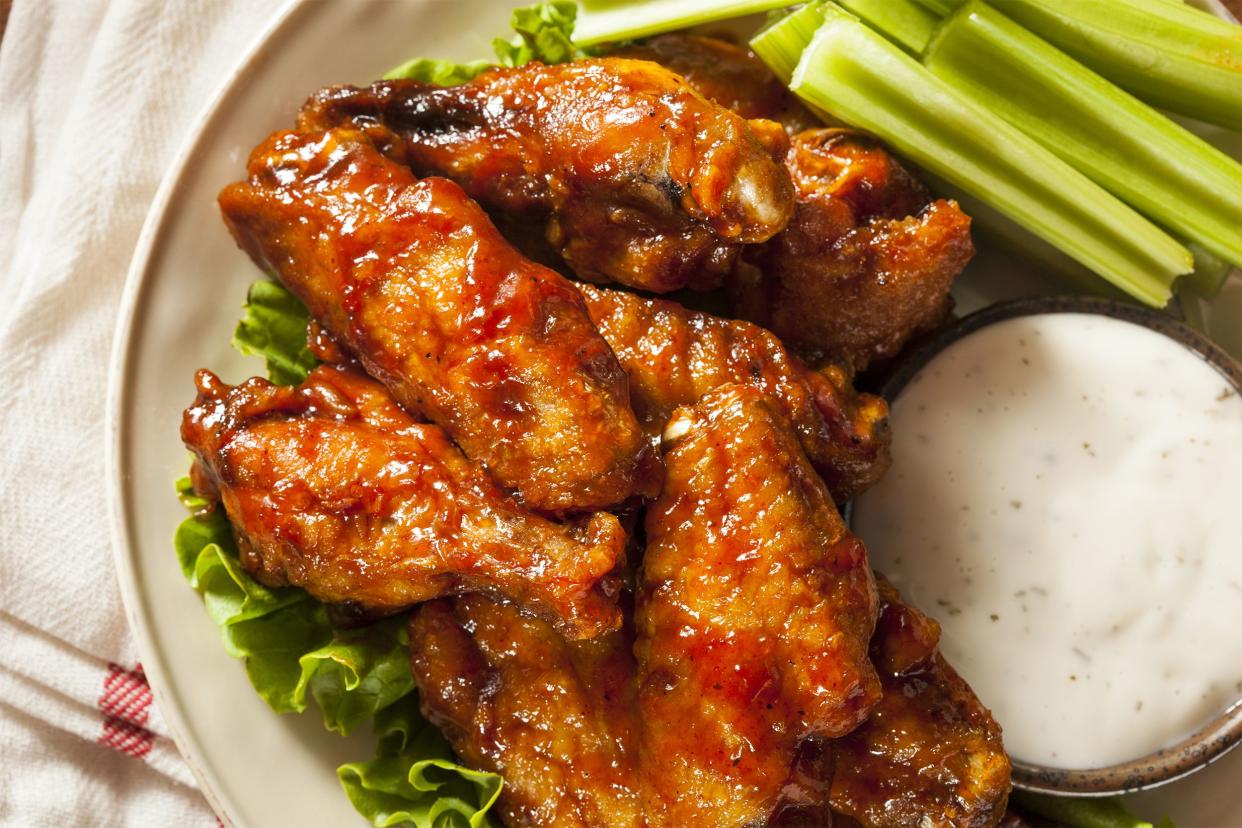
top-left (857, 295), bottom-right (1242, 796)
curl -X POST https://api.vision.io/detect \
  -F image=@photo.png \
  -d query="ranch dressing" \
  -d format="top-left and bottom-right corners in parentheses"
top-left (852, 312), bottom-right (1242, 770)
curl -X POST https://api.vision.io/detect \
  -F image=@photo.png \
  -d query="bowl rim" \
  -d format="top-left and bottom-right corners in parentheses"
top-left (860, 295), bottom-right (1242, 797)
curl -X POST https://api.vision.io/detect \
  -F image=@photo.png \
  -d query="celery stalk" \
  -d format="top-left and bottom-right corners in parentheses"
top-left (834, 0), bottom-right (937, 54)
top-left (928, 173), bottom-right (1231, 300)
top-left (966, 0), bottom-right (1242, 128)
top-left (919, 171), bottom-right (1124, 298)
top-left (572, 0), bottom-right (792, 45)
top-left (1011, 791), bottom-right (1157, 828)
top-left (923, 1), bottom-right (1242, 273)
top-left (921, 0), bottom-right (1216, 19)
top-left (912, 0), bottom-right (958, 14)
top-left (749, 3), bottom-right (838, 125)
top-left (784, 8), bottom-right (1192, 306)
top-left (750, 2), bottom-right (829, 84)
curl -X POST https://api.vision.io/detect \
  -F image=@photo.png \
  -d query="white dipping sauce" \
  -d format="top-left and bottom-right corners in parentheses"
top-left (853, 312), bottom-right (1242, 770)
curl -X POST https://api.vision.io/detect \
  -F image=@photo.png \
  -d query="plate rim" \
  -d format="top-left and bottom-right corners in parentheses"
top-left (104, 1), bottom-right (308, 824)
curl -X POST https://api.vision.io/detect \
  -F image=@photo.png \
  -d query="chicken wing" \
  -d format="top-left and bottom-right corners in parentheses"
top-left (409, 595), bottom-right (644, 828)
top-left (297, 59), bottom-right (796, 293)
top-left (637, 383), bottom-right (880, 827)
top-left (607, 34), bottom-right (818, 134)
top-left (218, 126), bottom-right (657, 514)
top-left (576, 282), bottom-right (890, 504)
top-left (601, 37), bottom-right (972, 370)
top-left (736, 129), bottom-right (975, 371)
top-left (181, 365), bottom-right (623, 639)
top-left (830, 575), bottom-right (1011, 827)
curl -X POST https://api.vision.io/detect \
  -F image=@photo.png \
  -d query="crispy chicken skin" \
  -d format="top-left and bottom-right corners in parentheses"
top-left (738, 129), bottom-right (975, 371)
top-left (297, 59), bottom-right (796, 293)
top-left (409, 596), bottom-right (644, 828)
top-left (637, 384), bottom-right (880, 827)
top-left (181, 365), bottom-right (624, 639)
top-left (218, 126), bottom-right (657, 514)
top-left (830, 575), bottom-right (1011, 827)
top-left (608, 34), bottom-right (819, 134)
top-left (576, 282), bottom-right (890, 504)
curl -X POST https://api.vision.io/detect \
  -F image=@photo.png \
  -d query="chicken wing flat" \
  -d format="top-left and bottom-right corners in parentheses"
top-left (218, 126), bottom-right (657, 513)
top-left (637, 383), bottom-right (880, 827)
top-left (181, 365), bottom-right (623, 639)
top-left (409, 595), bottom-right (643, 827)
top-left (830, 575), bottom-right (1011, 827)
top-left (737, 129), bottom-right (975, 371)
top-left (297, 59), bottom-right (796, 293)
top-left (576, 282), bottom-right (890, 504)
top-left (608, 34), bottom-right (818, 134)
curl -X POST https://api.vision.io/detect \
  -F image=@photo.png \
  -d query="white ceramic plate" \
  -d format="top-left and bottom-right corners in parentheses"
top-left (106, 1), bottom-right (1242, 825)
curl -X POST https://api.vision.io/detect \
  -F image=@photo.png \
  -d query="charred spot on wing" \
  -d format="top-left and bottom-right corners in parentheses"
top-left (654, 173), bottom-right (687, 207)
top-left (389, 87), bottom-right (484, 138)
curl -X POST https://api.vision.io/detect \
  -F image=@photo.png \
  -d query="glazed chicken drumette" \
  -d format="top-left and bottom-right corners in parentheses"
top-left (830, 575), bottom-right (1012, 827)
top-left (410, 595), bottom-right (645, 828)
top-left (637, 384), bottom-right (881, 827)
top-left (612, 33), bottom-right (974, 371)
top-left (576, 281), bottom-right (891, 504)
top-left (219, 125), bottom-right (659, 514)
top-left (608, 33), bottom-right (820, 134)
top-left (297, 58), bottom-right (797, 293)
top-left (739, 128), bottom-right (975, 371)
top-left (182, 365), bottom-right (625, 639)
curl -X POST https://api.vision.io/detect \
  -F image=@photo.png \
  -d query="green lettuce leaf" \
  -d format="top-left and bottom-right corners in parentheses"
top-left (173, 477), bottom-right (232, 580)
top-left (339, 696), bottom-right (503, 828)
top-left (175, 475), bottom-right (421, 728)
top-left (384, 57), bottom-right (494, 84)
top-left (174, 477), bottom-right (324, 711)
top-left (226, 602), bottom-right (334, 713)
top-left (300, 618), bottom-right (417, 735)
top-left (387, 2), bottom-right (591, 87)
top-left (1010, 790), bottom-right (1173, 828)
top-left (231, 280), bottom-right (319, 385)
top-left (494, 1), bottom-right (588, 67)
top-left (190, 530), bottom-right (305, 631)
top-left (173, 477), bottom-right (497, 820)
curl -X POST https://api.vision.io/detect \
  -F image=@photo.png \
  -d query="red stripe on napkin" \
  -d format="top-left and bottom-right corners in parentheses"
top-left (98, 662), bottom-right (155, 758)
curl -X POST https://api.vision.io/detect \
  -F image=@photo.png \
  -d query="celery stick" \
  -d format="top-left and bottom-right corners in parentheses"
top-left (785, 9), bottom-right (1192, 306)
top-left (974, 0), bottom-right (1242, 128)
top-left (1011, 791), bottom-right (1158, 828)
top-left (919, 171), bottom-right (1124, 298)
top-left (912, 0), bottom-right (958, 14)
top-left (834, 0), bottom-right (937, 54)
top-left (923, 1), bottom-right (1242, 272)
top-left (573, 0), bottom-right (791, 45)
top-left (749, 3), bottom-right (838, 125)
top-left (750, 3), bottom-right (828, 84)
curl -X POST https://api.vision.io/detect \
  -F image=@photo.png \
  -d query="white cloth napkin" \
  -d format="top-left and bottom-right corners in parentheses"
top-left (0, 1), bottom-right (283, 824)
